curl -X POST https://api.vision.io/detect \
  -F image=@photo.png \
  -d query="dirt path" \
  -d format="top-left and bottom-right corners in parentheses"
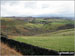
top-left (0, 42), bottom-right (22, 56)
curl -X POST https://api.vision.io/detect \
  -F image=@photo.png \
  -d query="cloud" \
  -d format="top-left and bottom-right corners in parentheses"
top-left (1, 1), bottom-right (74, 17)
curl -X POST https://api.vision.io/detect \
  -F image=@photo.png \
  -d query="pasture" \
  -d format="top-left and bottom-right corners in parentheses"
top-left (13, 29), bottom-right (74, 52)
top-left (1, 17), bottom-right (74, 52)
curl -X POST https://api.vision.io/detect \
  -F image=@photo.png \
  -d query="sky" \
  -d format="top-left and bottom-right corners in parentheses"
top-left (1, 1), bottom-right (74, 17)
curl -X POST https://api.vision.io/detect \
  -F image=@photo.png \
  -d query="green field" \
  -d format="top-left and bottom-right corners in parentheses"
top-left (13, 28), bottom-right (74, 51)
top-left (1, 17), bottom-right (74, 52)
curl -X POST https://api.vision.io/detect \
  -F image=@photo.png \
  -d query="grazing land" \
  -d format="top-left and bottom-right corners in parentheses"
top-left (0, 17), bottom-right (74, 54)
top-left (13, 28), bottom-right (74, 51)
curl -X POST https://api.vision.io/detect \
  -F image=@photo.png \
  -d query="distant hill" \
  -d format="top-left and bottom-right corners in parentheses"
top-left (1, 16), bottom-right (74, 20)
top-left (0, 17), bottom-right (74, 36)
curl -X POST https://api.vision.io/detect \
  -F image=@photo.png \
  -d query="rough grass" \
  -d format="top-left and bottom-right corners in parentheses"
top-left (13, 29), bottom-right (74, 52)
top-left (24, 23), bottom-right (43, 28)
top-left (0, 42), bottom-right (22, 56)
top-left (1, 17), bottom-right (74, 36)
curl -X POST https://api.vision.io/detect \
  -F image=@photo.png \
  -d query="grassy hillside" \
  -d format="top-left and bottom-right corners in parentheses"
top-left (0, 42), bottom-right (22, 56)
top-left (1, 17), bottom-right (74, 52)
top-left (13, 28), bottom-right (74, 51)
top-left (0, 17), bottom-right (74, 36)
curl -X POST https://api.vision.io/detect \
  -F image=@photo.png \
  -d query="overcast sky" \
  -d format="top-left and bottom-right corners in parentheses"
top-left (1, 1), bottom-right (74, 17)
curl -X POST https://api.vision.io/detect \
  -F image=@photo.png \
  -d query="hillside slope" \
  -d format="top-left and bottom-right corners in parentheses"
top-left (1, 17), bottom-right (74, 36)
top-left (13, 28), bottom-right (74, 51)
top-left (0, 42), bottom-right (22, 56)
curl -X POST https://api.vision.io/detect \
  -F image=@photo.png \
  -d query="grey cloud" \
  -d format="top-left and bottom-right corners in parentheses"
top-left (42, 4), bottom-right (50, 9)
top-left (1, 1), bottom-right (19, 6)
top-left (1, 1), bottom-right (74, 17)
top-left (24, 2), bottom-right (37, 9)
